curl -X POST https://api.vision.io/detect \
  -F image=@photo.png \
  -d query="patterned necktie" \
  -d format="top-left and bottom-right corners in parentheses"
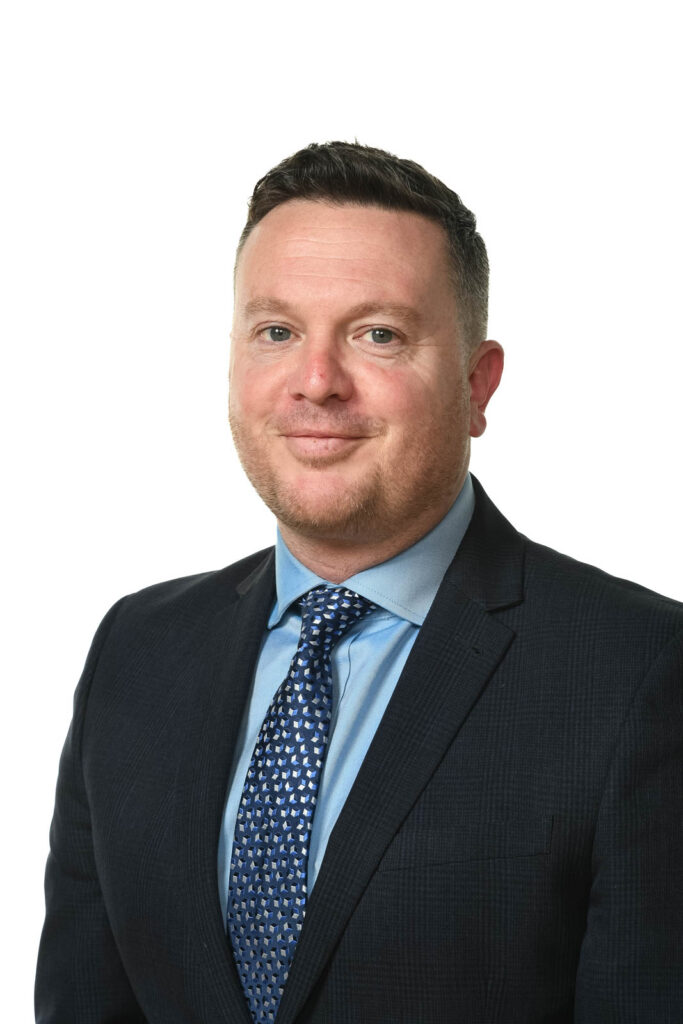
top-left (227, 585), bottom-right (376, 1023)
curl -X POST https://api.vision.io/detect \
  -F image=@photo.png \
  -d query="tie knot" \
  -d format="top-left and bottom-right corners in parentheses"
top-left (299, 585), bottom-right (375, 653)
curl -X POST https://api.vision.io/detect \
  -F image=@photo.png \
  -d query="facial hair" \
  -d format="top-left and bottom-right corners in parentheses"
top-left (228, 394), bottom-right (470, 547)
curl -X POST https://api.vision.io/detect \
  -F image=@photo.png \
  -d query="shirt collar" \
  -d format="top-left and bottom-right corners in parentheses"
top-left (269, 473), bottom-right (475, 628)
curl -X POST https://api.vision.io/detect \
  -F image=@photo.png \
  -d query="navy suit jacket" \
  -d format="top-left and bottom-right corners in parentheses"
top-left (36, 478), bottom-right (683, 1022)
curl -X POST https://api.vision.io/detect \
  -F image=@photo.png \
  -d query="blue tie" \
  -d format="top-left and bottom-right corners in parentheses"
top-left (227, 585), bottom-right (376, 1023)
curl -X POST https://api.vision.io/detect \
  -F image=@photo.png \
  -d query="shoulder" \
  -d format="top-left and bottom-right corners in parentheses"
top-left (97, 546), bottom-right (275, 645)
top-left (523, 535), bottom-right (683, 637)
top-left (468, 476), bottom-right (683, 642)
top-left (70, 547), bottom-right (275, 723)
top-left (507, 536), bottom-right (683, 704)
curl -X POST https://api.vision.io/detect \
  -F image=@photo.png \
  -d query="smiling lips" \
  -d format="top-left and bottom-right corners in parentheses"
top-left (282, 430), bottom-right (367, 458)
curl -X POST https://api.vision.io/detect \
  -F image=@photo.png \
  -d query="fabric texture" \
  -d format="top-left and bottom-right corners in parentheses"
top-left (227, 586), bottom-right (376, 1023)
top-left (35, 477), bottom-right (683, 1024)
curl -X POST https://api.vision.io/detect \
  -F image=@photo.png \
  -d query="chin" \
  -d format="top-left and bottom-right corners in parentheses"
top-left (263, 474), bottom-right (383, 540)
top-left (280, 498), bottom-right (376, 538)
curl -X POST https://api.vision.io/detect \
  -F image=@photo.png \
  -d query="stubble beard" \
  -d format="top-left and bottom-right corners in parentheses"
top-left (229, 405), bottom-right (470, 548)
top-left (229, 411), bottom-right (387, 541)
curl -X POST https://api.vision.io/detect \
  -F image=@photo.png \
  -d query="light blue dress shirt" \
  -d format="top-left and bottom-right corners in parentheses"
top-left (218, 474), bottom-right (475, 925)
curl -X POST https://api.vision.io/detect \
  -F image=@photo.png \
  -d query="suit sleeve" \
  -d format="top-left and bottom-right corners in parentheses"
top-left (575, 632), bottom-right (683, 1022)
top-left (35, 599), bottom-right (147, 1024)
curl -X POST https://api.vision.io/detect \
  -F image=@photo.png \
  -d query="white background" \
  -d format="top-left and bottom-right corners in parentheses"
top-left (2, 0), bottom-right (681, 1015)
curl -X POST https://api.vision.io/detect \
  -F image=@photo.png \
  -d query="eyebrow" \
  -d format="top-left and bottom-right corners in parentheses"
top-left (241, 297), bottom-right (423, 328)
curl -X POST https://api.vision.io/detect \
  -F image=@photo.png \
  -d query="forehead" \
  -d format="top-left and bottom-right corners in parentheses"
top-left (234, 200), bottom-right (453, 312)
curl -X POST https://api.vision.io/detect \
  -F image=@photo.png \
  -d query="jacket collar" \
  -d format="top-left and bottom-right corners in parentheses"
top-left (444, 474), bottom-right (525, 611)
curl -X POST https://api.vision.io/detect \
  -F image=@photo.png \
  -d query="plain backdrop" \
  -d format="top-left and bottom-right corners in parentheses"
top-left (2, 0), bottom-right (681, 1015)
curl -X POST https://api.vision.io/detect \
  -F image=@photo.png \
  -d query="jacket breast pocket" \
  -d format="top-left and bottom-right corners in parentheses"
top-left (378, 814), bottom-right (554, 872)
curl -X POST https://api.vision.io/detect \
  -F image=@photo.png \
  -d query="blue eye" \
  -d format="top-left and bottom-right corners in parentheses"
top-left (368, 328), bottom-right (395, 344)
top-left (265, 326), bottom-right (292, 342)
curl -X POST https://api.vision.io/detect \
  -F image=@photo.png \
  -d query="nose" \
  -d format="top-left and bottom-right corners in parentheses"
top-left (287, 335), bottom-right (353, 404)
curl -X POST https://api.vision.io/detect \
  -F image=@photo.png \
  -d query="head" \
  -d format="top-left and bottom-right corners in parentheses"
top-left (229, 143), bottom-right (503, 577)
top-left (235, 141), bottom-right (489, 354)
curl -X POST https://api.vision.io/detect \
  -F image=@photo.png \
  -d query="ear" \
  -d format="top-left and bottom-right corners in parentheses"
top-left (468, 340), bottom-right (504, 438)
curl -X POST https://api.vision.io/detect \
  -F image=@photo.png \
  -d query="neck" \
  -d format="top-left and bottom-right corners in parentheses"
top-left (277, 531), bottom-right (416, 584)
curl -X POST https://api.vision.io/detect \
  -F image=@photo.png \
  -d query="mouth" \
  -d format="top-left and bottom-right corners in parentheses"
top-left (281, 431), bottom-right (367, 458)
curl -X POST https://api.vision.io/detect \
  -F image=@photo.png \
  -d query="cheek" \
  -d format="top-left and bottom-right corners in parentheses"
top-left (367, 365), bottom-right (447, 426)
top-left (230, 362), bottom-right (277, 420)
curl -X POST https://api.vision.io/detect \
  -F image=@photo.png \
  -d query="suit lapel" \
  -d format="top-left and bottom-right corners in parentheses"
top-left (276, 478), bottom-right (525, 1024)
top-left (182, 550), bottom-right (276, 1023)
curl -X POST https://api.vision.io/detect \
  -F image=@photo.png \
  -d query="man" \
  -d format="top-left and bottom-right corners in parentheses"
top-left (36, 142), bottom-right (683, 1023)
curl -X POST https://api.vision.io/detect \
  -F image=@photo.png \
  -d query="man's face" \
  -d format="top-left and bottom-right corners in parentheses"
top-left (229, 200), bottom-right (494, 552)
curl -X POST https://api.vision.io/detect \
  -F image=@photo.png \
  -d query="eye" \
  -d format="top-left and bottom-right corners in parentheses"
top-left (364, 327), bottom-right (397, 345)
top-left (262, 325), bottom-right (292, 342)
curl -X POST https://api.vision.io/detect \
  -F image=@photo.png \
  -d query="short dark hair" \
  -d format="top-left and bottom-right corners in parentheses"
top-left (236, 141), bottom-right (489, 349)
